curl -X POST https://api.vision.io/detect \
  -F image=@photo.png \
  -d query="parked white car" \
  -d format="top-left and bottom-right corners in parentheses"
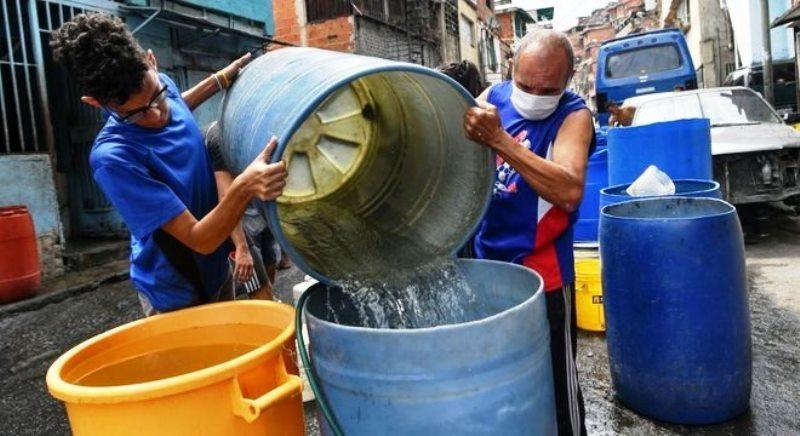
top-left (623, 87), bottom-right (800, 204)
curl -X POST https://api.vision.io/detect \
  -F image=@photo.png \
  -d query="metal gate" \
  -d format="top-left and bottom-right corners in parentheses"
top-left (36, 0), bottom-right (128, 237)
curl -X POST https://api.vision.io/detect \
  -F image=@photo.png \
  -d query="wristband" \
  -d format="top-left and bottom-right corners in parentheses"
top-left (211, 73), bottom-right (224, 90)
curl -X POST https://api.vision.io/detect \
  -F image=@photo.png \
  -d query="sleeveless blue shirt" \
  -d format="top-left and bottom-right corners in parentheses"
top-left (474, 82), bottom-right (594, 291)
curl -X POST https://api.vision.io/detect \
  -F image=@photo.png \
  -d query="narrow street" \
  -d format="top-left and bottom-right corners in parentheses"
top-left (1, 210), bottom-right (798, 435)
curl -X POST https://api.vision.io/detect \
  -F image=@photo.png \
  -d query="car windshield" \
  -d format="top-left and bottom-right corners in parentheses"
top-left (698, 89), bottom-right (781, 126)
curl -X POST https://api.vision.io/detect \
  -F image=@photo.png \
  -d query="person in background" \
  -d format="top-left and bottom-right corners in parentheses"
top-left (437, 60), bottom-right (485, 98)
top-left (203, 121), bottom-right (277, 300)
top-left (438, 60), bottom-right (486, 259)
top-left (464, 29), bottom-right (593, 436)
top-left (51, 13), bottom-right (286, 316)
top-left (606, 100), bottom-right (635, 127)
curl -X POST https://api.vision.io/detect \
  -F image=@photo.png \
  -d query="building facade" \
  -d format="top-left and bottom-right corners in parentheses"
top-left (0, 0), bottom-right (276, 277)
top-left (458, 0), bottom-right (482, 68)
top-left (495, 0), bottom-right (535, 48)
top-left (274, 0), bottom-right (461, 67)
top-left (660, 0), bottom-right (736, 87)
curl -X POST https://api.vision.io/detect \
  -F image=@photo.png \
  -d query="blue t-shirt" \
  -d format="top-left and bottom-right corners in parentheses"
top-left (90, 74), bottom-right (230, 312)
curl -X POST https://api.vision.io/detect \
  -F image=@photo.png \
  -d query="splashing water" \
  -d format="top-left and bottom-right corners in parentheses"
top-left (326, 259), bottom-right (487, 329)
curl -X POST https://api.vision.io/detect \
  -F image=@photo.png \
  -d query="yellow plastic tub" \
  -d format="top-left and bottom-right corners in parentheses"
top-left (575, 257), bottom-right (605, 332)
top-left (46, 301), bottom-right (304, 436)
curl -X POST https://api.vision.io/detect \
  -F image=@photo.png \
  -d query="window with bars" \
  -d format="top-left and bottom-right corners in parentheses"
top-left (305, 0), bottom-right (352, 23)
top-left (305, 0), bottom-right (408, 26)
top-left (0, 0), bottom-right (47, 154)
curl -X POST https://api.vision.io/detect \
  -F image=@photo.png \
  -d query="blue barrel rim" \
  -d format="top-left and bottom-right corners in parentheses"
top-left (232, 49), bottom-right (496, 286)
top-left (606, 117), bottom-right (711, 135)
top-left (600, 178), bottom-right (720, 198)
top-left (600, 196), bottom-right (736, 221)
top-left (304, 259), bottom-right (544, 333)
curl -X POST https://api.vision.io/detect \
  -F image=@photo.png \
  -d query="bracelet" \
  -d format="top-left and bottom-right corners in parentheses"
top-left (211, 73), bottom-right (224, 90)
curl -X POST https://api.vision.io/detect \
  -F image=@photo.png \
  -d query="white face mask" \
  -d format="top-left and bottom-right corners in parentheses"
top-left (510, 82), bottom-right (563, 121)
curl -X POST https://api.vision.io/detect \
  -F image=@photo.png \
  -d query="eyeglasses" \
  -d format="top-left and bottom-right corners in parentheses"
top-left (104, 81), bottom-right (169, 125)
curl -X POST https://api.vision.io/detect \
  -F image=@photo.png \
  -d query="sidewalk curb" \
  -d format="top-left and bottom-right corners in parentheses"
top-left (0, 270), bottom-right (130, 318)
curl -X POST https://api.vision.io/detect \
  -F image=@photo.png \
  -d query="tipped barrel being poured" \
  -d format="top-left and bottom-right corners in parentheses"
top-left (219, 47), bottom-right (494, 286)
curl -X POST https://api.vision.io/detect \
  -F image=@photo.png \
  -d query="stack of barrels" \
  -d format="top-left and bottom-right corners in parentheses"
top-left (596, 118), bottom-right (752, 425)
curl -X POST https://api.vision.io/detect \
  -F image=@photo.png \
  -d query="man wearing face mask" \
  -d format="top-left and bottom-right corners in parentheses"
top-left (465, 29), bottom-right (594, 436)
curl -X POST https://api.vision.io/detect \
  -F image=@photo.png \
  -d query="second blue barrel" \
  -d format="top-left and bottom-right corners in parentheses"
top-left (305, 259), bottom-right (556, 435)
top-left (600, 179), bottom-right (720, 209)
top-left (599, 197), bottom-right (751, 424)
top-left (574, 148), bottom-right (608, 242)
top-left (607, 118), bottom-right (713, 185)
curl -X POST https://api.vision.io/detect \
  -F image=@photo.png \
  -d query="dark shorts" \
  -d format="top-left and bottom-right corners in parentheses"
top-left (250, 226), bottom-right (279, 266)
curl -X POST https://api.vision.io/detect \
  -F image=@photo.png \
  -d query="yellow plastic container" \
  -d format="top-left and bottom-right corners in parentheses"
top-left (575, 257), bottom-right (605, 332)
top-left (46, 301), bottom-right (304, 436)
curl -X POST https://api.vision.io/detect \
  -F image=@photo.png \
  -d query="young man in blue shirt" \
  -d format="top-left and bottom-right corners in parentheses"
top-left (51, 13), bottom-right (287, 315)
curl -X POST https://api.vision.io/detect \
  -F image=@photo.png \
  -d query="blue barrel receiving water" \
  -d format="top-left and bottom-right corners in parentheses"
top-left (607, 119), bottom-right (713, 185)
top-left (574, 148), bottom-right (608, 242)
top-left (599, 197), bottom-right (752, 424)
top-left (305, 259), bottom-right (557, 435)
top-left (600, 179), bottom-right (720, 210)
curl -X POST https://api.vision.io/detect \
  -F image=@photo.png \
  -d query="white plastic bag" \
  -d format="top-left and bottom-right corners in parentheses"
top-left (626, 165), bottom-right (676, 197)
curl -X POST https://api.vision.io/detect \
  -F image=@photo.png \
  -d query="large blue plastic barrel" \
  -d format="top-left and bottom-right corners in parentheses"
top-left (599, 197), bottom-right (751, 424)
top-left (607, 119), bottom-right (713, 185)
top-left (574, 148), bottom-right (608, 242)
top-left (305, 259), bottom-right (557, 435)
top-left (219, 48), bottom-right (493, 285)
top-left (600, 179), bottom-right (720, 209)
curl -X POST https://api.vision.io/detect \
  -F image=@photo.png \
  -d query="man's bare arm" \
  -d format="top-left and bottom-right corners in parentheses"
top-left (182, 52), bottom-right (251, 110)
top-left (181, 75), bottom-right (221, 111)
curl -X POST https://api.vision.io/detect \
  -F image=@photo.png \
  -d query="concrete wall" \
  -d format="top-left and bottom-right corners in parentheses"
top-left (188, 0), bottom-right (274, 33)
top-left (127, 0), bottom-right (274, 33)
top-left (696, 0), bottom-right (735, 87)
top-left (0, 155), bottom-right (65, 277)
top-left (663, 0), bottom-right (735, 87)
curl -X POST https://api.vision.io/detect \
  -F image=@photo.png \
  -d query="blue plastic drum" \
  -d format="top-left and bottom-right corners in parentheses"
top-left (600, 179), bottom-right (720, 210)
top-left (575, 148), bottom-right (609, 242)
top-left (600, 197), bottom-right (752, 424)
top-left (607, 119), bottom-right (713, 185)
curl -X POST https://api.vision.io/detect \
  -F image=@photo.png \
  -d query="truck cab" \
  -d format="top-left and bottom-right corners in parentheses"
top-left (595, 28), bottom-right (697, 126)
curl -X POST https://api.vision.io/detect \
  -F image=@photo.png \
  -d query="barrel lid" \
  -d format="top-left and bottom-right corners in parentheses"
top-left (279, 82), bottom-right (373, 204)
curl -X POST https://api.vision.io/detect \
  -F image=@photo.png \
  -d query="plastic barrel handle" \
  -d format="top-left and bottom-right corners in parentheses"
top-left (231, 353), bottom-right (303, 424)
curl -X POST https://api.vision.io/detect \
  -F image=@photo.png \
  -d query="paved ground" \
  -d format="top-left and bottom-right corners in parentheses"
top-left (1, 211), bottom-right (798, 435)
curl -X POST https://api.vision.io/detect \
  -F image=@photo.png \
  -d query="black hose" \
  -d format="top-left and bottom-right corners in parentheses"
top-left (295, 286), bottom-right (345, 436)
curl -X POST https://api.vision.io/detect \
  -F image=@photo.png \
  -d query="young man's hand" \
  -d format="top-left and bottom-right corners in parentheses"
top-left (239, 137), bottom-right (287, 201)
top-left (233, 244), bottom-right (254, 282)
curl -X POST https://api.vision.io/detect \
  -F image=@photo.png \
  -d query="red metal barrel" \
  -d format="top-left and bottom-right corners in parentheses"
top-left (0, 205), bottom-right (41, 302)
